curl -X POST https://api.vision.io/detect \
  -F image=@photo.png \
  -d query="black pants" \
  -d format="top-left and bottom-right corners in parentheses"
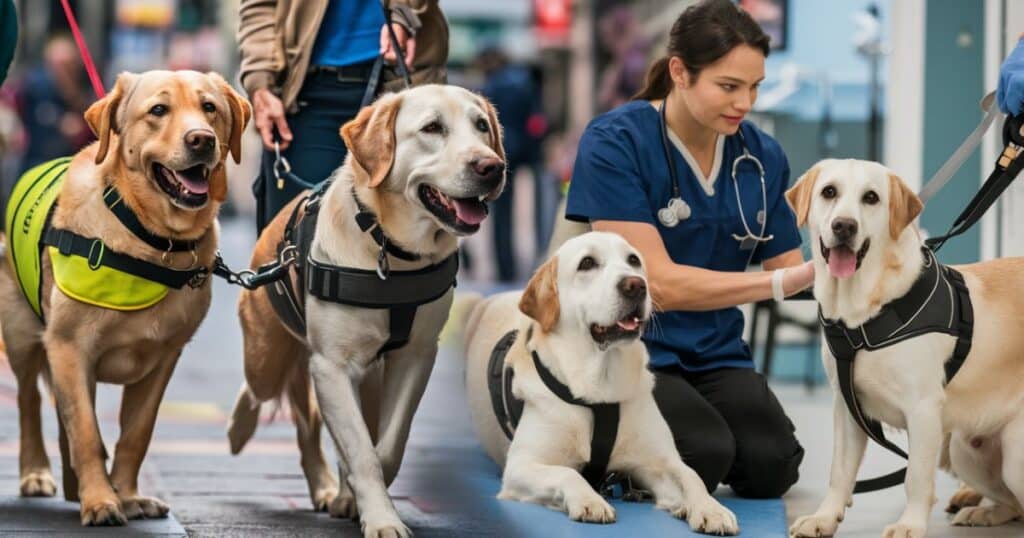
top-left (254, 68), bottom-right (371, 234)
top-left (651, 366), bottom-right (804, 498)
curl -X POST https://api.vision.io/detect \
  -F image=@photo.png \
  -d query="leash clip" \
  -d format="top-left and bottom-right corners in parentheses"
top-left (188, 267), bottom-right (210, 289)
top-left (376, 241), bottom-right (390, 281)
top-left (274, 141), bottom-right (292, 190)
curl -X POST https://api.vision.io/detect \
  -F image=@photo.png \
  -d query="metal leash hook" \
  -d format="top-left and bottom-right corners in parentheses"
top-left (376, 240), bottom-right (390, 281)
top-left (274, 140), bottom-right (293, 190)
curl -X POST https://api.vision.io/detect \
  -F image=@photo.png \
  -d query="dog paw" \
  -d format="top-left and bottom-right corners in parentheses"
top-left (360, 510), bottom-right (411, 538)
top-left (80, 495), bottom-right (126, 526)
top-left (789, 513), bottom-right (841, 537)
top-left (329, 490), bottom-right (358, 519)
top-left (566, 494), bottom-right (616, 524)
top-left (685, 499), bottom-right (739, 536)
top-left (881, 521), bottom-right (925, 538)
top-left (120, 495), bottom-right (169, 519)
top-left (19, 470), bottom-right (57, 497)
top-left (312, 486), bottom-right (339, 512)
top-left (945, 485), bottom-right (983, 513)
top-left (951, 504), bottom-right (1021, 527)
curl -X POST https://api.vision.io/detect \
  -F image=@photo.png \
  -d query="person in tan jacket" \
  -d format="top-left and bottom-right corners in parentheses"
top-left (237, 0), bottom-right (448, 232)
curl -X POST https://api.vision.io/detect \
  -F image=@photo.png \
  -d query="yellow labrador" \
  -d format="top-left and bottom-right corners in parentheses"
top-left (462, 231), bottom-right (739, 535)
top-left (227, 85), bottom-right (505, 538)
top-left (786, 159), bottom-right (1024, 537)
top-left (0, 70), bottom-right (249, 525)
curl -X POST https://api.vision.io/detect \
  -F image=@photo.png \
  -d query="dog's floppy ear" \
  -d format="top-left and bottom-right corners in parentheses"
top-left (785, 164), bottom-right (822, 228)
top-left (888, 172), bottom-right (923, 240)
top-left (519, 257), bottom-right (559, 333)
top-left (340, 93), bottom-right (403, 188)
top-left (84, 72), bottom-right (137, 165)
top-left (209, 72), bottom-right (252, 165)
top-left (481, 97), bottom-right (506, 163)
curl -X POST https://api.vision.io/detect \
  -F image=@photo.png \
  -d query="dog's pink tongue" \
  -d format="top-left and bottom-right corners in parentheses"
top-left (616, 318), bottom-right (640, 331)
top-left (828, 247), bottom-right (858, 279)
top-left (173, 170), bottom-right (209, 194)
top-left (453, 199), bottom-right (487, 225)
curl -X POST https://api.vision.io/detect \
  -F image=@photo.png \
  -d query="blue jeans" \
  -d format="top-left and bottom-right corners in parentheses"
top-left (253, 69), bottom-right (370, 233)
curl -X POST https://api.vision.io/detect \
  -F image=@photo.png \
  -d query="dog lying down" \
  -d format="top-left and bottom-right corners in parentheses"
top-left (786, 159), bottom-right (1024, 537)
top-left (462, 231), bottom-right (738, 535)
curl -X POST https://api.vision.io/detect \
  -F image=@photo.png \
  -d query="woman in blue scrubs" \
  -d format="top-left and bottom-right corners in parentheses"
top-left (567, 0), bottom-right (815, 497)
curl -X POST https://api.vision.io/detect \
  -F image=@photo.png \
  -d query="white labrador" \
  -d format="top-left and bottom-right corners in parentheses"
top-left (462, 231), bottom-right (739, 535)
top-left (786, 159), bottom-right (1024, 538)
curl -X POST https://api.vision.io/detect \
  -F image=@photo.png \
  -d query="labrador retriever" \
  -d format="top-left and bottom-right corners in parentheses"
top-left (462, 231), bottom-right (739, 535)
top-left (786, 159), bottom-right (1024, 537)
top-left (0, 70), bottom-right (250, 525)
top-left (227, 84), bottom-right (505, 538)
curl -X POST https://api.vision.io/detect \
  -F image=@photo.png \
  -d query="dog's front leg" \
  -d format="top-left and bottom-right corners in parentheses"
top-left (631, 460), bottom-right (738, 535)
top-left (45, 337), bottom-right (126, 526)
top-left (884, 398), bottom-right (943, 538)
top-left (790, 394), bottom-right (867, 537)
top-left (376, 346), bottom-right (437, 485)
top-left (498, 460), bottom-right (615, 523)
top-left (109, 353), bottom-right (179, 520)
top-left (310, 352), bottom-right (410, 538)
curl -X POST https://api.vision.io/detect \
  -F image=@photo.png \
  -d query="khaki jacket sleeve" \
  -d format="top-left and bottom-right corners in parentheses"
top-left (387, 0), bottom-right (429, 35)
top-left (237, 0), bottom-right (282, 98)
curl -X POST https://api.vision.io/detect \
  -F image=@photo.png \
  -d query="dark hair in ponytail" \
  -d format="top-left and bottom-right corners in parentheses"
top-left (634, 0), bottom-right (771, 101)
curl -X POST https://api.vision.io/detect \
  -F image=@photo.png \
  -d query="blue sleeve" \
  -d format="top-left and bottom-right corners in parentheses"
top-left (752, 151), bottom-right (802, 262)
top-left (565, 125), bottom-right (655, 224)
top-left (998, 39), bottom-right (1024, 116)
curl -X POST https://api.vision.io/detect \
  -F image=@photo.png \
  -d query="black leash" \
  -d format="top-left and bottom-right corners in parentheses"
top-left (925, 113), bottom-right (1024, 252)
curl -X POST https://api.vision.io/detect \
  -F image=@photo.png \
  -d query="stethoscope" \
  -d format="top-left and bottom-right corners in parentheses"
top-left (657, 100), bottom-right (773, 253)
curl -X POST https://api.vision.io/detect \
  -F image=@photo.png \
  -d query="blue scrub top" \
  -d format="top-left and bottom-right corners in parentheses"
top-left (566, 100), bottom-right (801, 371)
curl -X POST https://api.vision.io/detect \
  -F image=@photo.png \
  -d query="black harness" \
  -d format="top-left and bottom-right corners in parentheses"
top-left (487, 328), bottom-right (622, 490)
top-left (42, 185), bottom-right (210, 293)
top-left (819, 248), bottom-right (973, 493)
top-left (262, 185), bottom-right (458, 358)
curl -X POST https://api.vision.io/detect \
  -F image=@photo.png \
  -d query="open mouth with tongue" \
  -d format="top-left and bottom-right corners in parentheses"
top-left (821, 236), bottom-right (870, 279)
top-left (418, 184), bottom-right (489, 234)
top-left (590, 308), bottom-right (646, 346)
top-left (152, 162), bottom-right (210, 208)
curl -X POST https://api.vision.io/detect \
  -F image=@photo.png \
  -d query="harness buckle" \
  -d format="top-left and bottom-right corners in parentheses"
top-left (86, 239), bottom-right (105, 270)
top-left (188, 267), bottom-right (210, 289)
top-left (376, 241), bottom-right (390, 281)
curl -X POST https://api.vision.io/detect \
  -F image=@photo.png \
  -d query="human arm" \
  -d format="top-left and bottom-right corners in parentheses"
top-left (237, 0), bottom-right (291, 150)
top-left (591, 220), bottom-right (812, 311)
top-left (381, 0), bottom-right (429, 67)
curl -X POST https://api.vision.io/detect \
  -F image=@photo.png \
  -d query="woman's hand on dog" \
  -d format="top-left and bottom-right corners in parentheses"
top-left (253, 88), bottom-right (293, 150)
top-left (783, 260), bottom-right (815, 296)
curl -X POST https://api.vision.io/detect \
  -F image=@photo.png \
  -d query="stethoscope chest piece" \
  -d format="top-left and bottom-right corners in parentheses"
top-left (658, 197), bottom-right (691, 227)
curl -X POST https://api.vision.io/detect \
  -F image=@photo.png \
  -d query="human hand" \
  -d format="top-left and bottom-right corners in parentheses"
top-left (380, 23), bottom-right (416, 69)
top-left (782, 260), bottom-right (815, 296)
top-left (252, 88), bottom-right (292, 150)
top-left (997, 39), bottom-right (1024, 116)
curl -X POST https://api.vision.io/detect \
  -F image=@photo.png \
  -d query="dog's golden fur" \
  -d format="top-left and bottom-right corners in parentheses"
top-left (0, 70), bottom-right (249, 526)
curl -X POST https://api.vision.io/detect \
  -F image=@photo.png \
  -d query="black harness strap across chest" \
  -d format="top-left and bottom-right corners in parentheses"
top-left (263, 186), bottom-right (458, 358)
top-left (488, 328), bottom-right (621, 489)
top-left (820, 249), bottom-right (973, 493)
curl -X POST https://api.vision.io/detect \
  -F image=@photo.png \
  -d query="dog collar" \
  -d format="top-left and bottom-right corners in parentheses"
top-left (350, 188), bottom-right (420, 263)
top-left (102, 186), bottom-right (198, 253)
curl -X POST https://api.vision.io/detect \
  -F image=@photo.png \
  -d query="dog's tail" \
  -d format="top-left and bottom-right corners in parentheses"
top-left (226, 383), bottom-right (261, 455)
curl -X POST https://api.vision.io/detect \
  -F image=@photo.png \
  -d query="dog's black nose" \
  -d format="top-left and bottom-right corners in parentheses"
top-left (618, 276), bottom-right (647, 300)
top-left (831, 217), bottom-right (858, 242)
top-left (185, 129), bottom-right (216, 154)
top-left (469, 157), bottom-right (505, 184)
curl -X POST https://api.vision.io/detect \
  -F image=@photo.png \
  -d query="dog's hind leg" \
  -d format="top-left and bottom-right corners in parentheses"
top-left (109, 354), bottom-right (179, 520)
top-left (310, 352), bottom-right (410, 538)
top-left (11, 344), bottom-right (56, 497)
top-left (286, 360), bottom-right (339, 512)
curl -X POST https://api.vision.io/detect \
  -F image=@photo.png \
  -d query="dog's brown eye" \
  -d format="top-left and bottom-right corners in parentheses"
top-left (421, 121), bottom-right (443, 135)
top-left (821, 185), bottom-right (837, 199)
top-left (149, 104), bottom-right (168, 117)
top-left (862, 191), bottom-right (879, 205)
top-left (578, 256), bottom-right (597, 271)
top-left (475, 118), bottom-right (490, 133)
top-left (202, 102), bottom-right (216, 113)
top-left (627, 254), bottom-right (641, 268)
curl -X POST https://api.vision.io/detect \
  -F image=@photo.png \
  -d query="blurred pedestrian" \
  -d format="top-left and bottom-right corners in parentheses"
top-left (13, 34), bottom-right (92, 173)
top-left (477, 46), bottom-right (545, 282)
top-left (238, 0), bottom-right (449, 233)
